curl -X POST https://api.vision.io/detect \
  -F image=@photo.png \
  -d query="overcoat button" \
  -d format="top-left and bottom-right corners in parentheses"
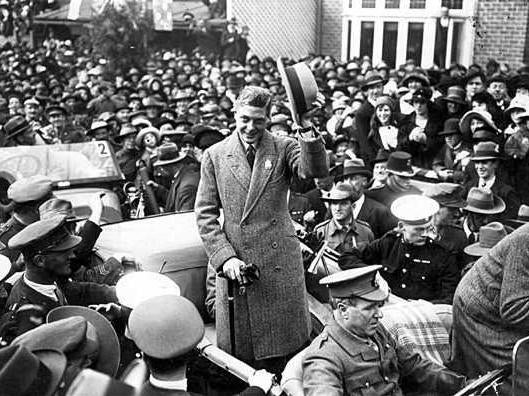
top-left (272, 242), bottom-right (278, 249)
top-left (402, 268), bottom-right (407, 273)
top-left (401, 284), bottom-right (406, 289)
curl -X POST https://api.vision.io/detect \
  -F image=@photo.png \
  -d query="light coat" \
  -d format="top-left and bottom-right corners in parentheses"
top-left (195, 130), bottom-right (327, 361)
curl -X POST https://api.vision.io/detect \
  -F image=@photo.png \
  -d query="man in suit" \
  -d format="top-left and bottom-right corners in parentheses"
top-left (195, 86), bottom-right (328, 373)
top-left (339, 158), bottom-right (396, 238)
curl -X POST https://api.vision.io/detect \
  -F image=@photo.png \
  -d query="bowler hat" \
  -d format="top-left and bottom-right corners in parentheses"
top-left (470, 141), bottom-right (502, 161)
top-left (438, 118), bottom-right (462, 136)
top-left (320, 265), bottom-right (389, 301)
top-left (4, 115), bottom-right (31, 139)
top-left (0, 345), bottom-right (67, 396)
top-left (8, 175), bottom-right (52, 204)
top-left (386, 151), bottom-right (415, 177)
top-left (441, 86), bottom-right (466, 105)
top-left (47, 306), bottom-right (121, 376)
top-left (8, 215), bottom-right (82, 254)
top-left (391, 195), bottom-right (439, 224)
top-left (340, 158), bottom-right (372, 179)
top-left (464, 222), bottom-right (508, 256)
top-left (277, 58), bottom-right (318, 124)
top-left (321, 182), bottom-right (355, 202)
top-left (463, 187), bottom-right (505, 214)
top-left (422, 183), bottom-right (466, 208)
top-left (128, 295), bottom-right (205, 359)
top-left (401, 71), bottom-right (430, 87)
top-left (153, 143), bottom-right (180, 166)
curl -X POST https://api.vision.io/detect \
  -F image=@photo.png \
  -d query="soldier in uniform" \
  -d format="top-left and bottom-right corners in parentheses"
top-left (314, 183), bottom-right (374, 253)
top-left (340, 195), bottom-right (460, 304)
top-left (302, 266), bottom-right (467, 395)
top-left (365, 151), bottom-right (421, 208)
top-left (0, 175), bottom-right (53, 265)
top-left (5, 215), bottom-right (117, 323)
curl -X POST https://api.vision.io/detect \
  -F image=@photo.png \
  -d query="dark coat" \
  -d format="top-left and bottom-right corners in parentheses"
top-left (139, 381), bottom-right (265, 396)
top-left (116, 148), bottom-right (142, 182)
top-left (195, 130), bottom-right (327, 361)
top-left (166, 161), bottom-right (201, 212)
top-left (352, 100), bottom-right (375, 160)
top-left (365, 183), bottom-right (422, 209)
top-left (303, 319), bottom-right (466, 395)
top-left (432, 142), bottom-right (472, 183)
top-left (342, 231), bottom-right (460, 304)
top-left (450, 223), bottom-right (529, 394)
top-left (357, 196), bottom-right (397, 238)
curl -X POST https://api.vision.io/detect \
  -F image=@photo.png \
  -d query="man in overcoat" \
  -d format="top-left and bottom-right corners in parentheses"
top-left (194, 86), bottom-right (328, 372)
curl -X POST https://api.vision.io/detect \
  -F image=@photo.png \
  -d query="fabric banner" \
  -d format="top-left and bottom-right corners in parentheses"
top-left (67, 0), bottom-right (83, 20)
top-left (153, 0), bottom-right (172, 31)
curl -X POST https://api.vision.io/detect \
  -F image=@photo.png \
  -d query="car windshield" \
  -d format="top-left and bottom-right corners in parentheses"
top-left (0, 141), bottom-right (123, 186)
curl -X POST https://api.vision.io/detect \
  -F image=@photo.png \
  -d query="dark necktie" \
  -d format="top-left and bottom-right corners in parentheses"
top-left (246, 145), bottom-right (255, 170)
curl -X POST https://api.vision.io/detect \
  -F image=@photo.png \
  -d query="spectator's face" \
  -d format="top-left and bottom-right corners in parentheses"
top-left (517, 87), bottom-right (529, 97)
top-left (146, 106), bottom-right (160, 119)
top-left (93, 128), bottom-right (108, 141)
top-left (330, 199), bottom-right (353, 222)
top-left (143, 133), bottom-right (158, 149)
top-left (412, 100), bottom-right (427, 115)
top-left (366, 83), bottom-right (383, 101)
top-left (235, 105), bottom-right (268, 145)
top-left (470, 118), bottom-right (485, 133)
top-left (474, 159), bottom-right (496, 179)
top-left (116, 108), bottom-right (130, 123)
top-left (344, 175), bottom-right (368, 197)
top-left (49, 112), bottom-right (66, 130)
top-left (446, 102), bottom-right (459, 114)
top-left (406, 79), bottom-right (423, 93)
top-left (337, 298), bottom-right (385, 337)
top-left (392, 174), bottom-right (411, 189)
top-left (487, 82), bottom-right (506, 101)
top-left (39, 249), bottom-right (76, 277)
top-left (466, 76), bottom-right (484, 97)
top-left (8, 97), bottom-right (21, 115)
top-left (123, 135), bottom-right (136, 150)
top-left (510, 109), bottom-right (524, 125)
top-left (445, 133), bottom-right (462, 148)
top-left (335, 142), bottom-right (349, 160)
top-left (375, 104), bottom-right (391, 125)
top-left (373, 162), bottom-right (387, 182)
top-left (181, 142), bottom-right (195, 156)
top-left (24, 103), bottom-right (40, 120)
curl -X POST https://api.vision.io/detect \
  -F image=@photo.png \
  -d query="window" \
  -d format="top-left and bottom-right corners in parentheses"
top-left (409, 0), bottom-right (425, 8)
top-left (385, 0), bottom-right (400, 8)
top-left (451, 21), bottom-right (464, 64)
top-left (434, 19), bottom-right (448, 68)
top-left (406, 22), bottom-right (424, 64)
top-left (360, 21), bottom-right (375, 59)
top-left (362, 0), bottom-right (376, 8)
top-left (347, 20), bottom-right (352, 60)
top-left (442, 0), bottom-right (463, 9)
top-left (382, 22), bottom-right (398, 68)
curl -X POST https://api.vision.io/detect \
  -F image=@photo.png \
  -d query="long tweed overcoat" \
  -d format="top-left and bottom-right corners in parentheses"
top-left (195, 130), bottom-right (327, 361)
top-left (450, 223), bottom-right (529, 393)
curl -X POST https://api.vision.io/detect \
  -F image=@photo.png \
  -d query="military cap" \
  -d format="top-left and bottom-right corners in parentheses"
top-left (128, 295), bottom-right (204, 359)
top-left (116, 272), bottom-right (180, 309)
top-left (39, 198), bottom-right (83, 221)
top-left (320, 265), bottom-right (389, 301)
top-left (391, 195), bottom-right (439, 225)
top-left (47, 306), bottom-right (121, 376)
top-left (23, 97), bottom-right (40, 107)
top-left (8, 215), bottom-right (82, 254)
top-left (386, 151), bottom-right (415, 177)
top-left (7, 175), bottom-right (52, 203)
top-left (44, 104), bottom-right (67, 117)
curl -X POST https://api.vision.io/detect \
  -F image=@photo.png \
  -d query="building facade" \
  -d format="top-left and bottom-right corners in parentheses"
top-left (229, 0), bottom-right (529, 69)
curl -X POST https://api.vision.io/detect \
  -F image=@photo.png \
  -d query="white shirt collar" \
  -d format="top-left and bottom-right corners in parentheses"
top-left (23, 275), bottom-right (58, 301)
top-left (478, 175), bottom-right (495, 190)
top-left (149, 375), bottom-right (187, 391)
top-left (353, 194), bottom-right (365, 219)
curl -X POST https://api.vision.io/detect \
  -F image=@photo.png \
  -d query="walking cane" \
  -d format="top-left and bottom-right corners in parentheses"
top-left (227, 279), bottom-right (236, 357)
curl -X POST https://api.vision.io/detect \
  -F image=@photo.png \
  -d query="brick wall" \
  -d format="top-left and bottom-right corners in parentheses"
top-left (473, 0), bottom-right (529, 68)
top-left (320, 0), bottom-right (343, 59)
top-left (230, 0), bottom-right (318, 60)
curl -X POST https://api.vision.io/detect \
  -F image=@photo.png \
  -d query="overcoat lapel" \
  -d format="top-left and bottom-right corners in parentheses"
top-left (242, 131), bottom-right (277, 222)
top-left (226, 132), bottom-right (251, 191)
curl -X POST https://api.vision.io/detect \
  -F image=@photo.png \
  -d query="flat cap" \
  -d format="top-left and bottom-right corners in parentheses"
top-left (128, 295), bottom-right (204, 359)
top-left (7, 175), bottom-right (52, 203)
top-left (391, 195), bottom-right (439, 224)
top-left (320, 265), bottom-right (389, 301)
top-left (8, 215), bottom-right (82, 253)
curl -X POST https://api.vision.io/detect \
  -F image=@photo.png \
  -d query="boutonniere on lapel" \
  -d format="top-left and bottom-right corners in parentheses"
top-left (264, 159), bottom-right (272, 170)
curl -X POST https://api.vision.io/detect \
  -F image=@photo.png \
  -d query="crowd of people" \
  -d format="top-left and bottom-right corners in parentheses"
top-left (0, 30), bottom-right (528, 395)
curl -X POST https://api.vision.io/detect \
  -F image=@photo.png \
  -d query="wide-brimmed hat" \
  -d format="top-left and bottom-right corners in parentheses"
top-left (142, 96), bottom-right (164, 109)
top-left (339, 158), bottom-right (372, 179)
top-left (87, 120), bottom-right (109, 136)
top-left (459, 109), bottom-right (500, 136)
top-left (386, 151), bottom-right (415, 177)
top-left (464, 222), bottom-right (507, 256)
top-left (361, 70), bottom-right (386, 91)
top-left (277, 58), bottom-right (318, 124)
top-left (153, 143), bottom-right (180, 166)
top-left (373, 149), bottom-right (390, 164)
top-left (47, 306), bottom-right (121, 376)
top-left (439, 118), bottom-right (462, 136)
top-left (135, 126), bottom-right (160, 147)
top-left (441, 86), bottom-right (467, 105)
top-left (374, 95), bottom-right (395, 111)
top-left (463, 187), bottom-right (506, 214)
top-left (422, 183), bottom-right (466, 208)
top-left (470, 141), bottom-right (502, 161)
top-left (4, 115), bottom-right (31, 139)
top-left (504, 94), bottom-right (529, 117)
top-left (193, 125), bottom-right (224, 150)
top-left (401, 71), bottom-right (430, 87)
top-left (320, 265), bottom-right (389, 302)
top-left (0, 345), bottom-right (67, 396)
top-left (321, 182), bottom-right (355, 202)
top-left (505, 204), bottom-right (529, 228)
top-left (115, 124), bottom-right (137, 141)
